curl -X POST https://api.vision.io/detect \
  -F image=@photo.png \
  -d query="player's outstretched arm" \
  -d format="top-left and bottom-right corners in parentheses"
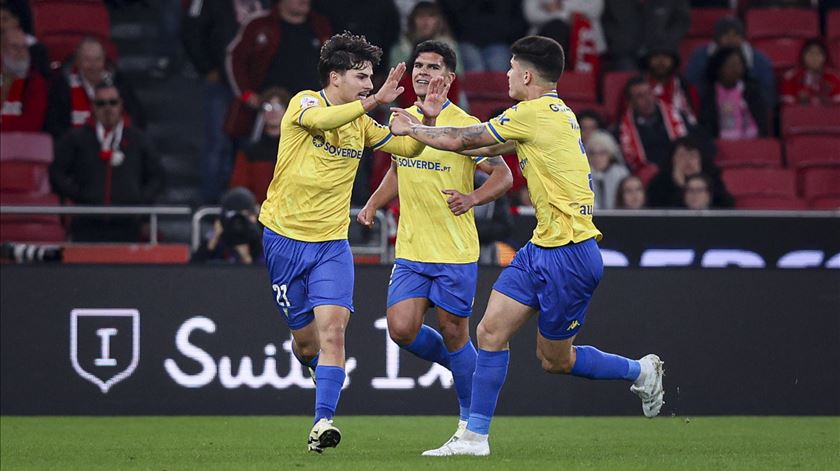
top-left (390, 109), bottom-right (498, 152)
top-left (459, 141), bottom-right (516, 157)
top-left (358, 161), bottom-right (398, 227)
top-left (300, 63), bottom-right (407, 131)
top-left (442, 157), bottom-right (513, 216)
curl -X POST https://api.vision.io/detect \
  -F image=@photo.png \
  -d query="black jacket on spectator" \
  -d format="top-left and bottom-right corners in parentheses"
top-left (699, 80), bottom-right (769, 139)
top-left (647, 164), bottom-right (733, 209)
top-left (314, 0), bottom-right (399, 75)
top-left (44, 70), bottom-right (146, 140)
top-left (438, 0), bottom-right (527, 46)
top-left (182, 0), bottom-right (267, 78)
top-left (49, 124), bottom-right (164, 242)
top-left (603, 0), bottom-right (690, 58)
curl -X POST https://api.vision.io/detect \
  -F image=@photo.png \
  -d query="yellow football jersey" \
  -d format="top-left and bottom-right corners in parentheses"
top-left (392, 101), bottom-right (486, 263)
top-left (260, 90), bottom-right (424, 242)
top-left (486, 91), bottom-right (602, 247)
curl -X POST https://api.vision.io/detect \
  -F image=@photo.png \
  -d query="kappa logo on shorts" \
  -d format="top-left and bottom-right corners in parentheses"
top-left (567, 320), bottom-right (580, 331)
top-left (70, 309), bottom-right (140, 393)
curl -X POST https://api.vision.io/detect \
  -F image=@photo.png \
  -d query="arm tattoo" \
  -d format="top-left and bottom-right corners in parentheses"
top-left (410, 124), bottom-right (491, 149)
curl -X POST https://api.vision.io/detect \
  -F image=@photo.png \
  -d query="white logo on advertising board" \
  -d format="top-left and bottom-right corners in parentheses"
top-left (70, 309), bottom-right (140, 393)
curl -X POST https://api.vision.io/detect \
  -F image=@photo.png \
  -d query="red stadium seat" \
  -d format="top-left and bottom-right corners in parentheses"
top-left (809, 196), bottom-right (840, 209)
top-left (746, 8), bottom-right (819, 40)
top-left (0, 193), bottom-right (61, 225)
top-left (752, 38), bottom-right (806, 74)
top-left (557, 71), bottom-right (597, 102)
top-left (602, 70), bottom-right (636, 121)
top-left (0, 221), bottom-right (66, 243)
top-left (722, 168), bottom-right (796, 198)
top-left (0, 162), bottom-right (51, 195)
top-left (827, 9), bottom-right (840, 41)
top-left (466, 98), bottom-right (514, 122)
top-left (688, 8), bottom-right (733, 38)
top-left (831, 39), bottom-right (840, 71)
top-left (781, 105), bottom-right (840, 137)
top-left (461, 72), bottom-right (509, 100)
top-left (715, 138), bottom-right (782, 168)
top-left (32, 0), bottom-right (110, 40)
top-left (785, 136), bottom-right (840, 168)
top-left (800, 167), bottom-right (840, 201)
top-left (735, 195), bottom-right (808, 210)
top-left (0, 132), bottom-right (53, 163)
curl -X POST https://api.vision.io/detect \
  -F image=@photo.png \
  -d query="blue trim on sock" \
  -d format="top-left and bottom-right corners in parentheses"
top-left (314, 365), bottom-right (344, 423)
top-left (403, 325), bottom-right (451, 369)
top-left (466, 349), bottom-right (509, 435)
top-left (449, 340), bottom-right (477, 421)
top-left (571, 345), bottom-right (639, 381)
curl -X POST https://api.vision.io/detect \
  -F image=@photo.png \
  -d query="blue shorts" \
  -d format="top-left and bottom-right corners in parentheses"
top-left (263, 228), bottom-right (354, 330)
top-left (386, 258), bottom-right (478, 317)
top-left (493, 238), bottom-right (603, 340)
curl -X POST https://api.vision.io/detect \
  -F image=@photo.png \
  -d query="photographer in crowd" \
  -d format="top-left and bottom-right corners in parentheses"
top-left (192, 187), bottom-right (263, 264)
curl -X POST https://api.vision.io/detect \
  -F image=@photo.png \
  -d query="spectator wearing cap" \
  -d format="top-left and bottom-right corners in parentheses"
top-left (45, 36), bottom-right (145, 140)
top-left (192, 186), bottom-right (263, 264)
top-left (602, 0), bottom-right (690, 71)
top-left (1, 26), bottom-right (47, 131)
top-left (686, 16), bottom-right (776, 109)
top-left (780, 38), bottom-right (840, 105)
top-left (49, 82), bottom-right (164, 242)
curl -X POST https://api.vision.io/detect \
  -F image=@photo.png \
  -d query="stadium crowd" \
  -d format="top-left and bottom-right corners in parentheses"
top-left (1, 0), bottom-right (839, 251)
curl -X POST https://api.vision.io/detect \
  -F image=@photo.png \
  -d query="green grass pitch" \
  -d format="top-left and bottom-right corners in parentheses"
top-left (2, 416), bottom-right (838, 470)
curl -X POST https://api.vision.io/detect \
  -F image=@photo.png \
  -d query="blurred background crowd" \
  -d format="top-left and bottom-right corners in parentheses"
top-left (1, 0), bottom-right (839, 262)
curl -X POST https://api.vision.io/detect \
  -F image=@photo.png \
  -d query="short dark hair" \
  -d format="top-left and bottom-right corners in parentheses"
top-left (706, 46), bottom-right (746, 84)
top-left (93, 79), bottom-right (118, 94)
top-left (318, 31), bottom-right (383, 86)
top-left (410, 40), bottom-right (457, 73)
top-left (623, 75), bottom-right (648, 99)
top-left (510, 35), bottom-right (565, 83)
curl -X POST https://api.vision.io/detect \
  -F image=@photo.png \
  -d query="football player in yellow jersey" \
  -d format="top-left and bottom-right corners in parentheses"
top-left (390, 36), bottom-right (665, 456)
top-left (356, 41), bottom-right (513, 444)
top-left (259, 32), bottom-right (447, 453)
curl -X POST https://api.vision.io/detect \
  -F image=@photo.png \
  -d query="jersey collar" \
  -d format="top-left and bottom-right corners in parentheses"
top-left (415, 99), bottom-right (451, 115)
top-left (319, 90), bottom-right (331, 106)
top-left (542, 91), bottom-right (559, 98)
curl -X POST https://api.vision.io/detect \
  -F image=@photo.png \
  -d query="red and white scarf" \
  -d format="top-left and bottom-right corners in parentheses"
top-left (649, 76), bottom-right (696, 124)
top-left (0, 75), bottom-right (25, 124)
top-left (96, 120), bottom-right (125, 205)
top-left (569, 13), bottom-right (600, 77)
top-left (619, 103), bottom-right (688, 172)
top-left (68, 70), bottom-right (95, 128)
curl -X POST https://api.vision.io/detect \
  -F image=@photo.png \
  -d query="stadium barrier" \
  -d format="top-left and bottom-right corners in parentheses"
top-left (1, 264), bottom-right (837, 416)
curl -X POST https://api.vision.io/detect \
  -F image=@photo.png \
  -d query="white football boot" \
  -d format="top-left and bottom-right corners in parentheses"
top-left (307, 418), bottom-right (341, 453)
top-left (630, 354), bottom-right (665, 418)
top-left (422, 429), bottom-right (490, 457)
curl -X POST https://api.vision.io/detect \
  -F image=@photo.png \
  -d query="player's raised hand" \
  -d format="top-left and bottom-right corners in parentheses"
top-left (415, 76), bottom-right (450, 119)
top-left (442, 189), bottom-right (478, 216)
top-left (373, 62), bottom-right (406, 105)
top-left (356, 204), bottom-right (376, 227)
top-left (389, 107), bottom-right (420, 136)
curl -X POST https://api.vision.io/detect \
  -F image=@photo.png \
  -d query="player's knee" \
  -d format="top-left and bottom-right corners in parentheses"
top-left (476, 321), bottom-right (504, 350)
top-left (539, 354), bottom-right (573, 374)
top-left (296, 341), bottom-right (320, 359)
top-left (439, 320), bottom-right (468, 348)
top-left (388, 322), bottom-right (418, 346)
top-left (318, 323), bottom-right (346, 345)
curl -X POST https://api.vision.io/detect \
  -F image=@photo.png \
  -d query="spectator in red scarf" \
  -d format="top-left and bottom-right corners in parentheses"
top-left (522, 0), bottom-right (605, 75)
top-left (49, 82), bottom-right (163, 242)
top-left (45, 37), bottom-right (145, 140)
top-left (780, 39), bottom-right (840, 106)
top-left (640, 46), bottom-right (699, 122)
top-left (616, 76), bottom-right (714, 184)
top-left (0, 26), bottom-right (46, 131)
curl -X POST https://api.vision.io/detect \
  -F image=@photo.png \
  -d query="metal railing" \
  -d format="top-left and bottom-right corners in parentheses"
top-left (190, 207), bottom-right (391, 260)
top-left (0, 205), bottom-right (192, 244)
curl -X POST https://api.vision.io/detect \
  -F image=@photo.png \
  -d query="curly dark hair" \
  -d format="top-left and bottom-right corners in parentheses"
top-left (318, 31), bottom-right (383, 86)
